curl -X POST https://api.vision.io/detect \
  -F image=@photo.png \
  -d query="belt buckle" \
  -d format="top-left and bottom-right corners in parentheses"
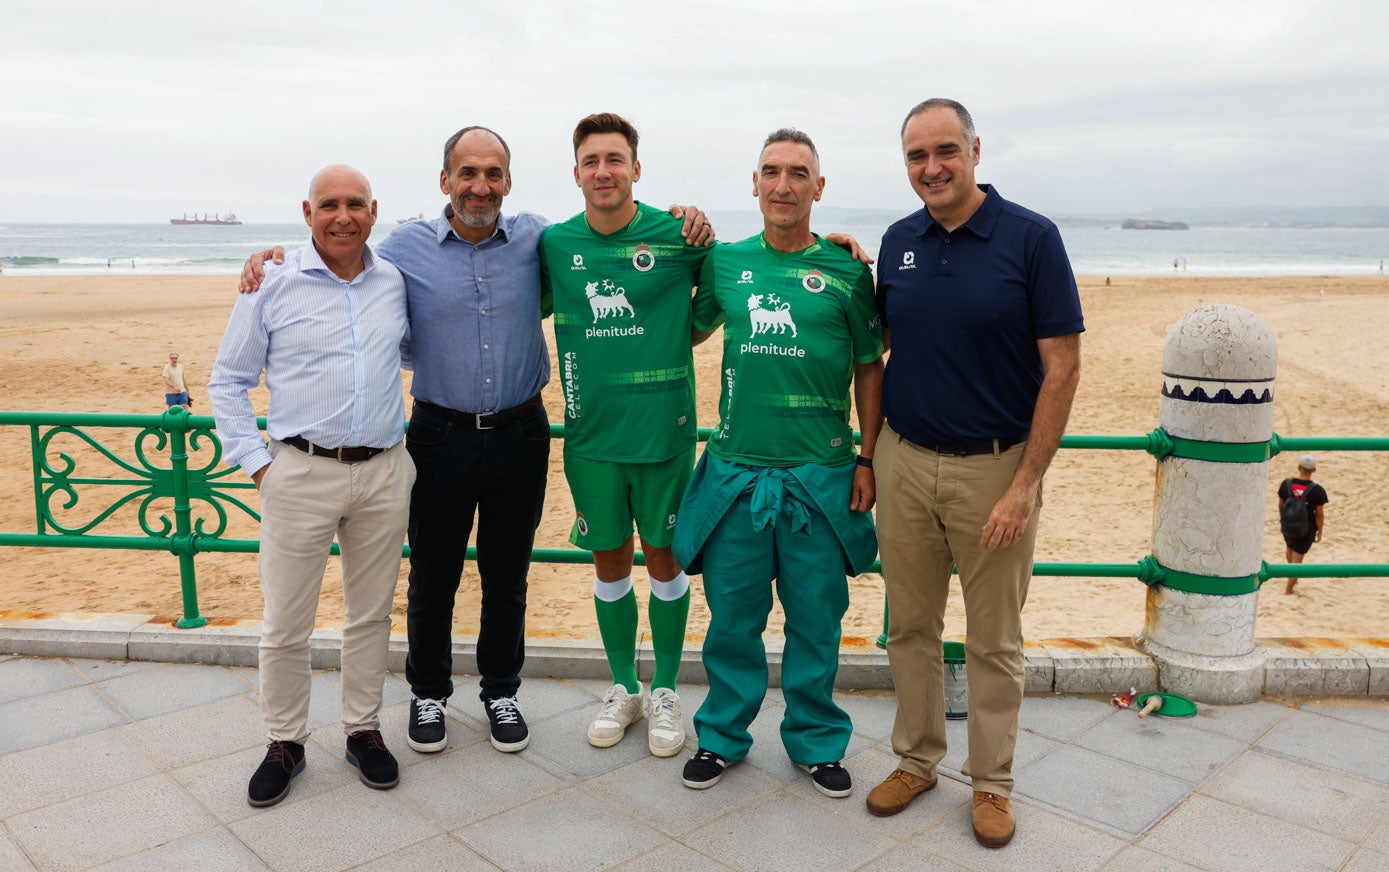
top-left (335, 446), bottom-right (348, 462)
top-left (474, 412), bottom-right (495, 431)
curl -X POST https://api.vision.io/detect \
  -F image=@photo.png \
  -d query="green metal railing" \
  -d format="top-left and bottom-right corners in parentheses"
top-left (1, 408), bottom-right (1386, 632)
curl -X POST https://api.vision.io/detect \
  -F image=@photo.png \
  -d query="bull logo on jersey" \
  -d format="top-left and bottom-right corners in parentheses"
top-left (802, 269), bottom-right (825, 293)
top-left (747, 293), bottom-right (797, 338)
top-left (586, 279), bottom-right (635, 322)
top-left (632, 244), bottom-right (655, 272)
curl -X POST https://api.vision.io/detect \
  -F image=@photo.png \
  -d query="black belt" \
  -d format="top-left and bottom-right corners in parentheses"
top-left (282, 435), bottom-right (390, 463)
top-left (912, 435), bottom-right (1026, 456)
top-left (415, 395), bottom-right (543, 431)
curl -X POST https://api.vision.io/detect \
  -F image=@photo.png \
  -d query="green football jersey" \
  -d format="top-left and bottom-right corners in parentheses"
top-left (692, 233), bottom-right (883, 467)
top-left (541, 202), bottom-right (709, 462)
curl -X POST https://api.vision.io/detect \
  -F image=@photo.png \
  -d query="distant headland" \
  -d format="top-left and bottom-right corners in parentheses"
top-left (1121, 218), bottom-right (1189, 230)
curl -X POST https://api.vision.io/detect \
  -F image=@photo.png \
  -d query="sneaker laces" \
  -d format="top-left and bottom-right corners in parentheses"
top-left (649, 690), bottom-right (679, 731)
top-left (413, 696), bottom-right (446, 725)
top-left (596, 685), bottom-right (633, 722)
top-left (692, 749), bottom-right (725, 767)
top-left (350, 730), bottom-right (388, 751)
top-left (264, 741), bottom-right (295, 769)
top-left (807, 761), bottom-right (845, 774)
top-left (488, 696), bottom-right (522, 725)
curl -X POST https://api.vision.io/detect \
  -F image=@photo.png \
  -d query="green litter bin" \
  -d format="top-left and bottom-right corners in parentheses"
top-left (943, 641), bottom-right (968, 720)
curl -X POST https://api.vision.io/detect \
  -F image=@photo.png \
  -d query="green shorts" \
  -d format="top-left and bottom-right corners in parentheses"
top-left (564, 446), bottom-right (696, 552)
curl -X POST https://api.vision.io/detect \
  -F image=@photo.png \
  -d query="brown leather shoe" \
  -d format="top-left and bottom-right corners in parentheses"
top-left (865, 768), bottom-right (937, 817)
top-left (972, 791), bottom-right (1015, 847)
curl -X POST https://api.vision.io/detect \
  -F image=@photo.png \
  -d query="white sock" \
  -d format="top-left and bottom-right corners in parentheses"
top-left (594, 573), bottom-right (633, 602)
top-left (648, 571), bottom-right (690, 601)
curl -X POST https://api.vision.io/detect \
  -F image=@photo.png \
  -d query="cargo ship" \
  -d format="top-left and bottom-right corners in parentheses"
top-left (170, 213), bottom-right (242, 225)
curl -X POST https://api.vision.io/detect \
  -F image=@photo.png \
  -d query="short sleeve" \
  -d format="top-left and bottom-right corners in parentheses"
top-left (846, 264), bottom-right (884, 363)
top-left (692, 250), bottom-right (726, 333)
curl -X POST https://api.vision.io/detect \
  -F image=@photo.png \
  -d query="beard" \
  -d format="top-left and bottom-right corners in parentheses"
top-left (453, 193), bottom-right (502, 229)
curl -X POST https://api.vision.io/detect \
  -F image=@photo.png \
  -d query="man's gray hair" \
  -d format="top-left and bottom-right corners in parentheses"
top-left (442, 125), bottom-right (512, 173)
top-left (761, 128), bottom-right (819, 165)
top-left (901, 99), bottom-right (977, 148)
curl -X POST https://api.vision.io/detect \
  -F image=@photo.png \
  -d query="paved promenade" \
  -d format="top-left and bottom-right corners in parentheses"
top-left (2, 654), bottom-right (1388, 871)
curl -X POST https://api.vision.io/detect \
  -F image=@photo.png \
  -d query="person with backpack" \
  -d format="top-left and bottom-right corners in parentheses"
top-left (1278, 454), bottom-right (1329, 594)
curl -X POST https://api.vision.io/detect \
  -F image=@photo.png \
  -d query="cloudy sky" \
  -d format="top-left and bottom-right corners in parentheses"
top-left (3, 0), bottom-right (1386, 223)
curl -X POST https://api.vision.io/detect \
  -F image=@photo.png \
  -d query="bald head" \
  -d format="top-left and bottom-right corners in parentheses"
top-left (303, 164), bottom-right (377, 277)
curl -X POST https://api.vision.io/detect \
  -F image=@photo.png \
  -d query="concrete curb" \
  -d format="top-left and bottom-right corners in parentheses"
top-left (2, 612), bottom-right (1386, 696)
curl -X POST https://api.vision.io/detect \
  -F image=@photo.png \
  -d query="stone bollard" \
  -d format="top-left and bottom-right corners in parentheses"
top-left (1136, 304), bottom-right (1276, 703)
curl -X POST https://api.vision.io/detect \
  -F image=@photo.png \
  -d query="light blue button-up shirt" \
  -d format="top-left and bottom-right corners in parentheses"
top-left (377, 207), bottom-right (550, 413)
top-left (207, 239), bottom-right (409, 478)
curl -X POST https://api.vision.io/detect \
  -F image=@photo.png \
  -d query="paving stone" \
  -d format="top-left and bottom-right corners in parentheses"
top-left (1363, 815), bottom-right (1389, 854)
top-left (345, 834), bottom-right (499, 871)
top-left (70, 657), bottom-right (160, 683)
top-left (1019, 693), bottom-right (1117, 742)
top-left (740, 698), bottom-right (872, 782)
top-left (837, 689), bottom-right (899, 741)
top-left (1098, 846), bottom-right (1212, 871)
top-left (1016, 744), bottom-right (1194, 835)
top-left (1179, 699), bottom-right (1289, 742)
top-left (370, 698), bottom-right (487, 765)
top-left (1199, 749), bottom-right (1389, 840)
top-left (506, 676), bottom-right (604, 722)
top-left (7, 774), bottom-right (215, 871)
top-left (584, 748), bottom-right (782, 837)
top-left (89, 826), bottom-right (272, 871)
top-left (856, 843), bottom-right (975, 872)
top-left (98, 661), bottom-right (250, 719)
top-left (1072, 709), bottom-right (1247, 783)
top-left (0, 656), bottom-right (87, 703)
top-left (0, 684), bottom-right (128, 755)
top-left (0, 828), bottom-right (35, 871)
top-left (1257, 710), bottom-right (1389, 784)
top-left (1342, 848), bottom-right (1389, 872)
top-left (938, 717), bottom-right (1062, 782)
top-left (911, 797), bottom-right (1126, 872)
top-left (118, 694), bottom-right (264, 769)
top-left (522, 703), bottom-right (654, 778)
top-left (455, 787), bottom-right (666, 872)
top-left (0, 728), bottom-right (156, 817)
top-left (1346, 638), bottom-right (1389, 695)
top-left (392, 739), bottom-right (564, 829)
top-left (297, 668), bottom-right (413, 732)
top-left (609, 842), bottom-right (737, 872)
top-left (1140, 794), bottom-right (1354, 872)
top-left (1302, 698), bottom-right (1389, 733)
top-left (169, 738), bottom-right (358, 824)
top-left (683, 792), bottom-right (896, 872)
top-left (229, 782), bottom-right (439, 872)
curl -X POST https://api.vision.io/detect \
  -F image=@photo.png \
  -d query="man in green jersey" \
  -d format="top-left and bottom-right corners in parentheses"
top-left (673, 129), bottom-right (884, 798)
top-left (539, 113), bottom-right (713, 757)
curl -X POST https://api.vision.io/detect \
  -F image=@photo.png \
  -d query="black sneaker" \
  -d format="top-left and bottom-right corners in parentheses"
top-left (345, 730), bottom-right (399, 790)
top-left (484, 696), bottom-right (530, 752)
top-left (247, 740), bottom-right (305, 808)
top-left (682, 748), bottom-right (730, 789)
top-left (800, 761), bottom-right (852, 798)
top-left (408, 696), bottom-right (448, 753)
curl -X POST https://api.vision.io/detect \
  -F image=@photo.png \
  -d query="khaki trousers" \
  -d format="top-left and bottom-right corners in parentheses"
top-left (258, 440), bottom-right (414, 743)
top-left (875, 422), bottom-right (1039, 797)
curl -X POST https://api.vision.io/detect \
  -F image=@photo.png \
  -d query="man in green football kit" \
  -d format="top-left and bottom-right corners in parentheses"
top-left (673, 129), bottom-right (884, 798)
top-left (539, 113), bottom-right (712, 756)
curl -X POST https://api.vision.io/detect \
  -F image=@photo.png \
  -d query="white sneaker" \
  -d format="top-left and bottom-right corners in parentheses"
top-left (588, 682), bottom-right (647, 748)
top-left (647, 687), bottom-right (686, 757)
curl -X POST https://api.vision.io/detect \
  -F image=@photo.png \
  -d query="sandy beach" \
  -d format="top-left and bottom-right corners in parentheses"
top-left (0, 272), bottom-right (1385, 643)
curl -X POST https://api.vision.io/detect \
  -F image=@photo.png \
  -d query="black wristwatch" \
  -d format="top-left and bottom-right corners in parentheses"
top-left (855, 455), bottom-right (874, 469)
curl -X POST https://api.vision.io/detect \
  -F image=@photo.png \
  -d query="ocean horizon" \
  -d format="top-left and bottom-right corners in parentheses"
top-left (2, 217), bottom-right (1387, 278)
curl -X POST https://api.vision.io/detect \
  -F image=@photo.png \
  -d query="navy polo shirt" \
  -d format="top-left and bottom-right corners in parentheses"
top-left (875, 185), bottom-right (1084, 445)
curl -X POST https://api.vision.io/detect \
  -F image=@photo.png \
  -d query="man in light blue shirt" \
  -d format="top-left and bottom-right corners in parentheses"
top-left (209, 165), bottom-right (415, 809)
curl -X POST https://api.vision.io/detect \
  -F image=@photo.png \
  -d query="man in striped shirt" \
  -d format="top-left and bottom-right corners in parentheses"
top-left (209, 165), bottom-right (415, 809)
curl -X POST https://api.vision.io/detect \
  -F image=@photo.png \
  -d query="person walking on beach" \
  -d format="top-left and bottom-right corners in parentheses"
top-left (238, 127), bottom-right (712, 758)
top-left (540, 113), bottom-right (713, 757)
top-left (1278, 454), bottom-right (1328, 594)
top-left (161, 352), bottom-right (190, 409)
top-left (208, 165), bottom-right (414, 808)
top-left (866, 99), bottom-right (1083, 848)
top-left (673, 128), bottom-right (884, 799)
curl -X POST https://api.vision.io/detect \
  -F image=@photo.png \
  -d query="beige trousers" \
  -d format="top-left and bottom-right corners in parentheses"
top-left (875, 422), bottom-right (1040, 797)
top-left (257, 440), bottom-right (414, 743)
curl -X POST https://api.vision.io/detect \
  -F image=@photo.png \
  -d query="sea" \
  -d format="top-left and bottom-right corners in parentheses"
top-left (2, 216), bottom-right (1387, 277)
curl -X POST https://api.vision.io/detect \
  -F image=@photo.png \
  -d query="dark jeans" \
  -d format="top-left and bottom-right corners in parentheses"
top-left (404, 401), bottom-right (550, 701)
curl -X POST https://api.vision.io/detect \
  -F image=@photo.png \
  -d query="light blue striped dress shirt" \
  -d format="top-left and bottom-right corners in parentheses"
top-left (207, 239), bottom-right (409, 478)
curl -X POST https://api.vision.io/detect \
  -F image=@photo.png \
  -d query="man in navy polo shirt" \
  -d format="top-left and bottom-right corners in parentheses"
top-left (864, 99), bottom-right (1083, 849)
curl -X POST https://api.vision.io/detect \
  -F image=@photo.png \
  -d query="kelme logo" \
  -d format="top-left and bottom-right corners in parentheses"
top-left (633, 244), bottom-right (655, 272)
